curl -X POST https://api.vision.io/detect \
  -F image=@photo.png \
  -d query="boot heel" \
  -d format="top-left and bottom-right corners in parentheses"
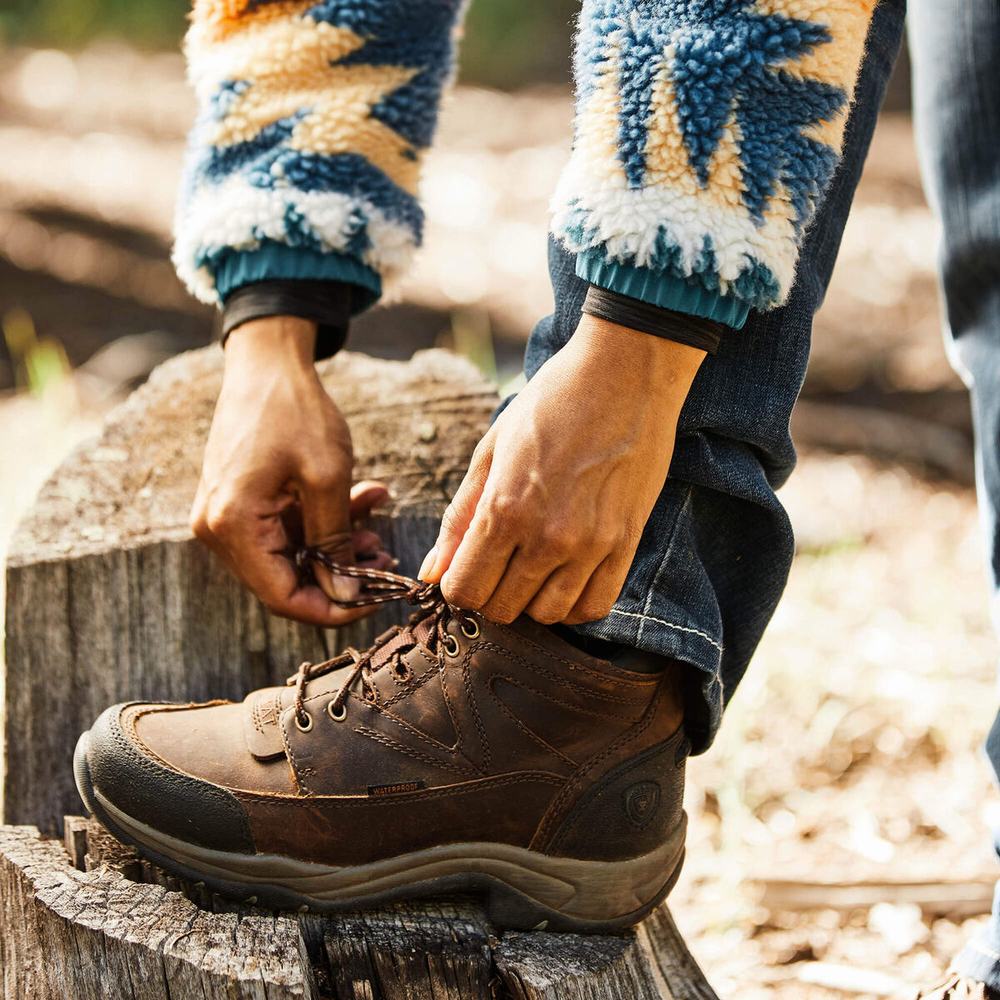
top-left (544, 731), bottom-right (689, 863)
top-left (484, 835), bottom-right (687, 933)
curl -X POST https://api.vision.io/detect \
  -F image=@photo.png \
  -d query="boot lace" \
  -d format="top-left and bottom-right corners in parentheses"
top-left (286, 546), bottom-right (479, 731)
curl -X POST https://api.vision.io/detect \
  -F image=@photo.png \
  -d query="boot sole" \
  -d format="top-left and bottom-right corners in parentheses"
top-left (74, 730), bottom-right (686, 933)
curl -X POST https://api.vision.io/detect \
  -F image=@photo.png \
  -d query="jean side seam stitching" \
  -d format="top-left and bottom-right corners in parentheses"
top-left (609, 608), bottom-right (723, 653)
top-left (638, 485), bottom-right (693, 645)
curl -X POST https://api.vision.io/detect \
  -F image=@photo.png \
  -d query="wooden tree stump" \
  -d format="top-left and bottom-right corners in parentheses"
top-left (1, 346), bottom-right (718, 998)
top-left (0, 819), bottom-right (717, 999)
top-left (3, 347), bottom-right (496, 833)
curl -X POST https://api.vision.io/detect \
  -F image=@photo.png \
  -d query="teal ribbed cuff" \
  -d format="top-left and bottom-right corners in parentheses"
top-left (576, 250), bottom-right (750, 330)
top-left (215, 242), bottom-right (382, 314)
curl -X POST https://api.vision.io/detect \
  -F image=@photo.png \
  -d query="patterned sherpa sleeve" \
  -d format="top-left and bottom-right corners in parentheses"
top-left (173, 0), bottom-right (467, 310)
top-left (551, 0), bottom-right (879, 329)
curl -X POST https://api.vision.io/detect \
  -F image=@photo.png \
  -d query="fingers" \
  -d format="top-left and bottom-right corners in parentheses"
top-left (303, 478), bottom-right (391, 604)
top-left (350, 480), bottom-right (390, 518)
top-left (349, 482), bottom-right (392, 562)
top-left (420, 434), bottom-right (494, 583)
top-left (429, 428), bottom-right (621, 621)
top-left (561, 552), bottom-right (628, 625)
top-left (464, 548), bottom-right (627, 627)
top-left (358, 547), bottom-right (397, 572)
top-left (440, 514), bottom-right (517, 611)
top-left (523, 559), bottom-right (601, 626)
top-left (251, 554), bottom-right (375, 627)
top-left (477, 548), bottom-right (562, 624)
top-left (351, 528), bottom-right (384, 560)
top-left (299, 457), bottom-right (356, 602)
top-left (446, 520), bottom-right (629, 627)
top-left (195, 488), bottom-right (373, 627)
top-left (191, 474), bottom-right (395, 627)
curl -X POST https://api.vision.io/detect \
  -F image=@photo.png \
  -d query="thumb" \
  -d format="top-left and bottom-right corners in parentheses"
top-left (419, 435), bottom-right (494, 582)
top-left (301, 467), bottom-right (359, 602)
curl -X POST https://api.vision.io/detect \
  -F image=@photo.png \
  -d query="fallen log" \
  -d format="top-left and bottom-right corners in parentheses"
top-left (754, 874), bottom-right (996, 919)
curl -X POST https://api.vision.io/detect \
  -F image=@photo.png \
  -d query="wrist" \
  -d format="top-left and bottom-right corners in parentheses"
top-left (224, 316), bottom-right (318, 370)
top-left (571, 314), bottom-right (706, 393)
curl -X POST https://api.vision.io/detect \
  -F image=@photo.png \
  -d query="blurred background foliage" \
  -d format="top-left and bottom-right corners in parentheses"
top-left (0, 1), bottom-right (187, 51)
top-left (0, 0), bottom-right (579, 87)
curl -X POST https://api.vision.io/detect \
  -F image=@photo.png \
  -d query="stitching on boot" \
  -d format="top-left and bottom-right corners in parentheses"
top-left (530, 682), bottom-right (667, 848)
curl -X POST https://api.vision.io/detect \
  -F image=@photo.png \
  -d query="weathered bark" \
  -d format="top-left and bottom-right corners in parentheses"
top-left (1, 822), bottom-right (314, 999)
top-left (3, 347), bottom-right (497, 832)
top-left (0, 820), bottom-right (718, 1000)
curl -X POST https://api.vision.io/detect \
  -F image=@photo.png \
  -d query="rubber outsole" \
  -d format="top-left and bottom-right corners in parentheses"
top-left (74, 730), bottom-right (686, 933)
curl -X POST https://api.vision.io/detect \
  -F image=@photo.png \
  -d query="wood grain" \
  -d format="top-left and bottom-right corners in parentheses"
top-left (0, 820), bottom-right (718, 999)
top-left (0, 823), bottom-right (312, 999)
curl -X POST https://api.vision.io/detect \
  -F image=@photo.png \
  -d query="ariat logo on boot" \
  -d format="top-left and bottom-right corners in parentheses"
top-left (623, 781), bottom-right (661, 829)
top-left (367, 780), bottom-right (426, 797)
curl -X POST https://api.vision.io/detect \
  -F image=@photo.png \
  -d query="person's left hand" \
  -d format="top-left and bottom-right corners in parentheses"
top-left (418, 314), bottom-right (706, 625)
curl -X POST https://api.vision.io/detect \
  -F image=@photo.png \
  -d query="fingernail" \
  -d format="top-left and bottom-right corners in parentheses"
top-left (418, 546), bottom-right (438, 581)
top-left (330, 575), bottom-right (359, 602)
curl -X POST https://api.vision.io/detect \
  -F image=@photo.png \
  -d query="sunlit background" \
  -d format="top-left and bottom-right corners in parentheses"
top-left (1, 6), bottom-right (994, 998)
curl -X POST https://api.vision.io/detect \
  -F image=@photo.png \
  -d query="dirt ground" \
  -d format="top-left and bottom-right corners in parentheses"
top-left (678, 452), bottom-right (998, 998)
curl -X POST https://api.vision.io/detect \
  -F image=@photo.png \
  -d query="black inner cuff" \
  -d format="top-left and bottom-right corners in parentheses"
top-left (221, 280), bottom-right (357, 360)
top-left (582, 285), bottom-right (725, 355)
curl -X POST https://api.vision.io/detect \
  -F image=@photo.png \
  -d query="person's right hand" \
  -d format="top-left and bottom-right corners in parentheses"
top-left (190, 315), bottom-right (393, 626)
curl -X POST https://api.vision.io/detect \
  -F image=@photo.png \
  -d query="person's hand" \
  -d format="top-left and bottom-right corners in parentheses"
top-left (191, 316), bottom-right (393, 626)
top-left (419, 314), bottom-right (705, 625)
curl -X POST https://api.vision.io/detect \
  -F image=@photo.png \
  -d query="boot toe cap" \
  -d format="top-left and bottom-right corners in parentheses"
top-left (76, 703), bottom-right (255, 854)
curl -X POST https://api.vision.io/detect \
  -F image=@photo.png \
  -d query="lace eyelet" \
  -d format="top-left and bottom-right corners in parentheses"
top-left (294, 711), bottom-right (314, 733)
top-left (327, 700), bottom-right (347, 722)
top-left (442, 634), bottom-right (460, 657)
top-left (461, 617), bottom-right (480, 640)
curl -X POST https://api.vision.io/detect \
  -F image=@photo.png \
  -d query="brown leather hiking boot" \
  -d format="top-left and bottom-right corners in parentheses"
top-left (74, 552), bottom-right (688, 932)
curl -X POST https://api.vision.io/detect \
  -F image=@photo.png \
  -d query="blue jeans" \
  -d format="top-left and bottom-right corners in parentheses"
top-left (527, 0), bottom-right (1000, 985)
top-left (911, 0), bottom-right (1000, 987)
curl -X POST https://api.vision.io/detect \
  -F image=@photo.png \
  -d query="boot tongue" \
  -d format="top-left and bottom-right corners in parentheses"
top-left (242, 613), bottom-right (440, 759)
top-left (367, 629), bottom-right (412, 669)
top-left (366, 612), bottom-right (437, 671)
top-left (242, 661), bottom-right (354, 759)
top-left (243, 685), bottom-right (293, 759)
top-left (413, 615), bottom-right (435, 646)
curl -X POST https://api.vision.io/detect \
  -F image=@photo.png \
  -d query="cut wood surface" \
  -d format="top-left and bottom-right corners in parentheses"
top-left (0, 819), bottom-right (719, 999)
top-left (3, 347), bottom-right (497, 832)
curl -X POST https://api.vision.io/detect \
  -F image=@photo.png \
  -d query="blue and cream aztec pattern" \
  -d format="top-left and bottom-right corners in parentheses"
top-left (174, 0), bottom-right (467, 305)
top-left (552, 0), bottom-right (878, 314)
top-left (174, 0), bottom-right (876, 318)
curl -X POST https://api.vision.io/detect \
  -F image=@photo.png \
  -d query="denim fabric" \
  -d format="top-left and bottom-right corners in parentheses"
top-left (911, 0), bottom-right (1000, 988)
top-left (511, 0), bottom-right (906, 754)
